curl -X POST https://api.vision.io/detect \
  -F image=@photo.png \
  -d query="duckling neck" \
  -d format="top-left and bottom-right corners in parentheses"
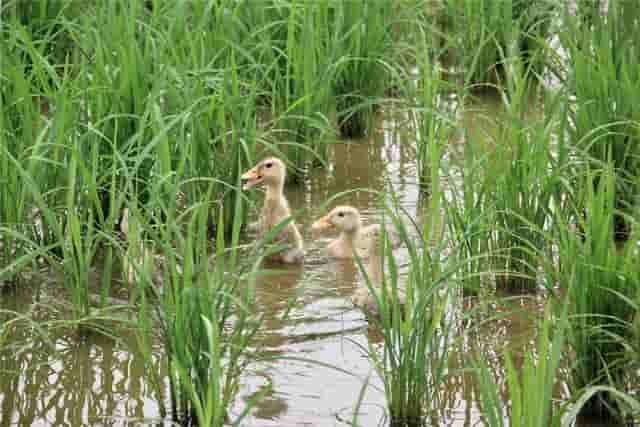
top-left (265, 182), bottom-right (285, 204)
top-left (340, 227), bottom-right (362, 254)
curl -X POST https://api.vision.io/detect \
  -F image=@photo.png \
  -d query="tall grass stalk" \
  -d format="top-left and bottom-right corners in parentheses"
top-left (359, 178), bottom-right (456, 425)
top-left (560, 2), bottom-right (640, 241)
top-left (413, 39), bottom-right (452, 189)
top-left (361, 221), bottom-right (454, 426)
top-left (444, 135), bottom-right (493, 295)
top-left (474, 303), bottom-right (569, 427)
top-left (131, 187), bottom-right (263, 425)
top-left (554, 166), bottom-right (639, 419)
top-left (443, 0), bottom-right (555, 86)
top-left (331, 0), bottom-right (395, 138)
top-left (484, 61), bottom-right (560, 291)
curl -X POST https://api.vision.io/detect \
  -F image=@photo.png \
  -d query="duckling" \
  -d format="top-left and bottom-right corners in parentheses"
top-left (311, 205), bottom-right (400, 259)
top-left (120, 208), bottom-right (167, 290)
top-left (350, 226), bottom-right (406, 318)
top-left (241, 157), bottom-right (304, 264)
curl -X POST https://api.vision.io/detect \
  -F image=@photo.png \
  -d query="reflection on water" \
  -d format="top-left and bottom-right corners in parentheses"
top-left (0, 100), bottom-right (601, 426)
top-left (0, 299), bottom-right (167, 426)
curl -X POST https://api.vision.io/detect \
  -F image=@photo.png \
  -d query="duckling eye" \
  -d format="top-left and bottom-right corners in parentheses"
top-left (337, 212), bottom-right (345, 218)
top-left (265, 162), bottom-right (273, 169)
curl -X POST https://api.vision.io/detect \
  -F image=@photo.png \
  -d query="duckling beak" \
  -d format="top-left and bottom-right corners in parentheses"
top-left (241, 167), bottom-right (262, 190)
top-left (311, 215), bottom-right (333, 237)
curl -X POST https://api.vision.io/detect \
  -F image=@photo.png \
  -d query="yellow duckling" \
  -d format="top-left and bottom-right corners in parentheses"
top-left (241, 157), bottom-right (304, 264)
top-left (311, 205), bottom-right (399, 259)
top-left (351, 226), bottom-right (406, 317)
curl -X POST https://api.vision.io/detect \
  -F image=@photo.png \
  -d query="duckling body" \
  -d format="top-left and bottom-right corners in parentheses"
top-left (350, 226), bottom-right (406, 318)
top-left (312, 206), bottom-right (399, 259)
top-left (242, 157), bottom-right (304, 264)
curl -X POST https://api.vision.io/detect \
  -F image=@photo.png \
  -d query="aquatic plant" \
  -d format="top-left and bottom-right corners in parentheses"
top-left (443, 0), bottom-right (555, 86)
top-left (474, 303), bottom-right (569, 427)
top-left (560, 1), bottom-right (640, 241)
top-left (132, 195), bottom-right (263, 425)
top-left (330, 0), bottom-right (395, 139)
top-left (412, 41), bottom-right (453, 190)
top-left (554, 166), bottom-right (639, 420)
top-left (357, 184), bottom-right (456, 426)
top-left (444, 136), bottom-right (494, 296)
top-left (482, 61), bottom-right (562, 291)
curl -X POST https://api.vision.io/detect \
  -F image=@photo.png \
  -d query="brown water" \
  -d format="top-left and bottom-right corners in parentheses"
top-left (0, 98), bottom-right (610, 426)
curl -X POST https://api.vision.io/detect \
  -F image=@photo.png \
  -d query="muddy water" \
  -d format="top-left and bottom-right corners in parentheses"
top-left (0, 99), bottom-right (600, 426)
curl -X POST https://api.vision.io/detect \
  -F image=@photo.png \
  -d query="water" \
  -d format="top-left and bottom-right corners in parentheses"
top-left (0, 98), bottom-right (611, 426)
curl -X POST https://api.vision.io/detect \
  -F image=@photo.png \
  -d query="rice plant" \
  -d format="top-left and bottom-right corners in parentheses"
top-left (218, 1), bottom-right (335, 176)
top-left (356, 173), bottom-right (457, 427)
top-left (554, 166), bottom-right (639, 420)
top-left (483, 61), bottom-right (561, 291)
top-left (412, 40), bottom-right (453, 190)
top-left (131, 192), bottom-right (263, 425)
top-left (442, 0), bottom-right (555, 86)
top-left (444, 137), bottom-right (494, 296)
top-left (474, 303), bottom-right (569, 427)
top-left (330, 0), bottom-right (395, 138)
top-left (560, 1), bottom-right (640, 241)
top-left (358, 220), bottom-right (454, 426)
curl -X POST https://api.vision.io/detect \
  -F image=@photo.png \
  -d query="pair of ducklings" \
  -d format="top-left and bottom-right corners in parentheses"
top-left (242, 157), bottom-right (404, 316)
top-left (241, 157), bottom-right (398, 264)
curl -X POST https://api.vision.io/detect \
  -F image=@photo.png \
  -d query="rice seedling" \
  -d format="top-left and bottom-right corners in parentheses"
top-left (0, 0), bottom-right (81, 78)
top-left (474, 303), bottom-right (569, 427)
top-left (330, 0), bottom-right (395, 138)
top-left (481, 61), bottom-right (562, 291)
top-left (215, 1), bottom-right (335, 176)
top-left (560, 1), bottom-right (640, 241)
top-left (442, 0), bottom-right (555, 86)
top-left (359, 227), bottom-right (454, 425)
top-left (562, 282), bottom-right (640, 424)
top-left (355, 182), bottom-right (458, 426)
top-left (70, 0), bottom-right (268, 235)
top-left (271, 0), bottom-right (333, 169)
top-left (444, 137), bottom-right (494, 296)
top-left (412, 40), bottom-right (453, 190)
top-left (130, 190), bottom-right (264, 425)
top-left (553, 166), bottom-right (639, 420)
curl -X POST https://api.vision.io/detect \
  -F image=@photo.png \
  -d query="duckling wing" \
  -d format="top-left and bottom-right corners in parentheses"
top-left (360, 224), bottom-right (402, 250)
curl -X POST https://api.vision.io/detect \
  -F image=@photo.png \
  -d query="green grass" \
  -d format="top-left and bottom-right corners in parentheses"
top-left (356, 166), bottom-right (456, 426)
top-left (359, 212), bottom-right (455, 426)
top-left (474, 303), bottom-right (569, 427)
top-left (442, 0), bottom-right (555, 87)
top-left (330, 0), bottom-right (396, 139)
top-left (560, 1), bottom-right (640, 241)
top-left (487, 85), bottom-right (560, 290)
top-left (552, 166), bottom-right (639, 419)
top-left (444, 134), bottom-right (494, 296)
top-left (129, 187), bottom-right (264, 424)
top-left (412, 39), bottom-right (453, 190)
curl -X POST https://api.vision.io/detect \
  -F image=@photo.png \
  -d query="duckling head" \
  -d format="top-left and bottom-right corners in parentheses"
top-left (241, 157), bottom-right (286, 190)
top-left (312, 205), bottom-right (362, 234)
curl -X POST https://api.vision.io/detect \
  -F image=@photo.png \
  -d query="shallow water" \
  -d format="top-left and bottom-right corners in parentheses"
top-left (0, 98), bottom-right (612, 426)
